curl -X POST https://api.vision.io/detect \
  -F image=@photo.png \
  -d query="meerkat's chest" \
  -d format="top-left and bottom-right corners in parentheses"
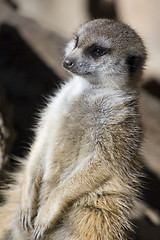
top-left (47, 78), bottom-right (129, 141)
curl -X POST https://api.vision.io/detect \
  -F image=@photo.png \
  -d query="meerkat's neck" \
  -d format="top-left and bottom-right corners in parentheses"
top-left (70, 74), bottom-right (139, 97)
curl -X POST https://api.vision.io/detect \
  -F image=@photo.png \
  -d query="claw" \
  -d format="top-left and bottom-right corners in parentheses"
top-left (20, 211), bottom-right (22, 222)
top-left (20, 211), bottom-right (25, 229)
top-left (20, 209), bottom-right (33, 231)
top-left (24, 214), bottom-right (27, 230)
top-left (28, 214), bottom-right (32, 229)
top-left (34, 227), bottom-right (40, 240)
top-left (24, 214), bottom-right (29, 231)
top-left (34, 226), bottom-right (47, 240)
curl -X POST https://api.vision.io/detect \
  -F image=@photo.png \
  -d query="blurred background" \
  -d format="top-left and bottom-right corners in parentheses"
top-left (0, 0), bottom-right (160, 239)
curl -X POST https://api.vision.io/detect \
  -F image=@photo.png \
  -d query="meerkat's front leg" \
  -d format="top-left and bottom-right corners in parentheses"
top-left (19, 122), bottom-right (53, 231)
top-left (34, 154), bottom-right (109, 240)
top-left (20, 145), bottom-right (44, 230)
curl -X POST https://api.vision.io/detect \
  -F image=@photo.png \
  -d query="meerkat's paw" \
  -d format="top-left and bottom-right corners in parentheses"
top-left (20, 206), bottom-right (37, 231)
top-left (34, 194), bottom-right (62, 239)
top-left (20, 195), bottom-right (38, 231)
top-left (20, 208), bottom-right (33, 230)
top-left (34, 208), bottom-right (54, 240)
top-left (20, 183), bottom-right (39, 231)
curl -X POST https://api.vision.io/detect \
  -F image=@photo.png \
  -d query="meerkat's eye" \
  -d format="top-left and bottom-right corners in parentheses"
top-left (85, 44), bottom-right (111, 58)
top-left (74, 35), bottom-right (79, 48)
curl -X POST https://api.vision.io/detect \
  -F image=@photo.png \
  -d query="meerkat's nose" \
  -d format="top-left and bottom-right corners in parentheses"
top-left (63, 58), bottom-right (75, 70)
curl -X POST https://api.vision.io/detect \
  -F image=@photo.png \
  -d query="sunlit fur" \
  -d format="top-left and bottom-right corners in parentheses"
top-left (0, 19), bottom-right (146, 240)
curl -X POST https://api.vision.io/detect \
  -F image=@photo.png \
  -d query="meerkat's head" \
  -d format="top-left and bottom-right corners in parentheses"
top-left (63, 19), bottom-right (146, 89)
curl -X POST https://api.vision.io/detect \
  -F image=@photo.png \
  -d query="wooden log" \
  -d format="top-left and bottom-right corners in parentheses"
top-left (0, 86), bottom-right (16, 170)
top-left (0, 0), bottom-right (68, 80)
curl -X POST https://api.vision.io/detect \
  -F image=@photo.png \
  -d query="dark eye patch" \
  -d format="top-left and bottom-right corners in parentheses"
top-left (85, 44), bottom-right (111, 58)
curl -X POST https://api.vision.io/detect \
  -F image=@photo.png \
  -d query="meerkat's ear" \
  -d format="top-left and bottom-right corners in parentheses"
top-left (126, 54), bottom-right (144, 74)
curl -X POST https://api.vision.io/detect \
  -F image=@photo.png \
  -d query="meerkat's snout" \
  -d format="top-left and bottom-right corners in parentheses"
top-left (63, 57), bottom-right (75, 70)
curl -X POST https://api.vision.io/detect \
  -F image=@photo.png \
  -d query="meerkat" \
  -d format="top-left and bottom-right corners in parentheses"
top-left (0, 18), bottom-right (146, 240)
